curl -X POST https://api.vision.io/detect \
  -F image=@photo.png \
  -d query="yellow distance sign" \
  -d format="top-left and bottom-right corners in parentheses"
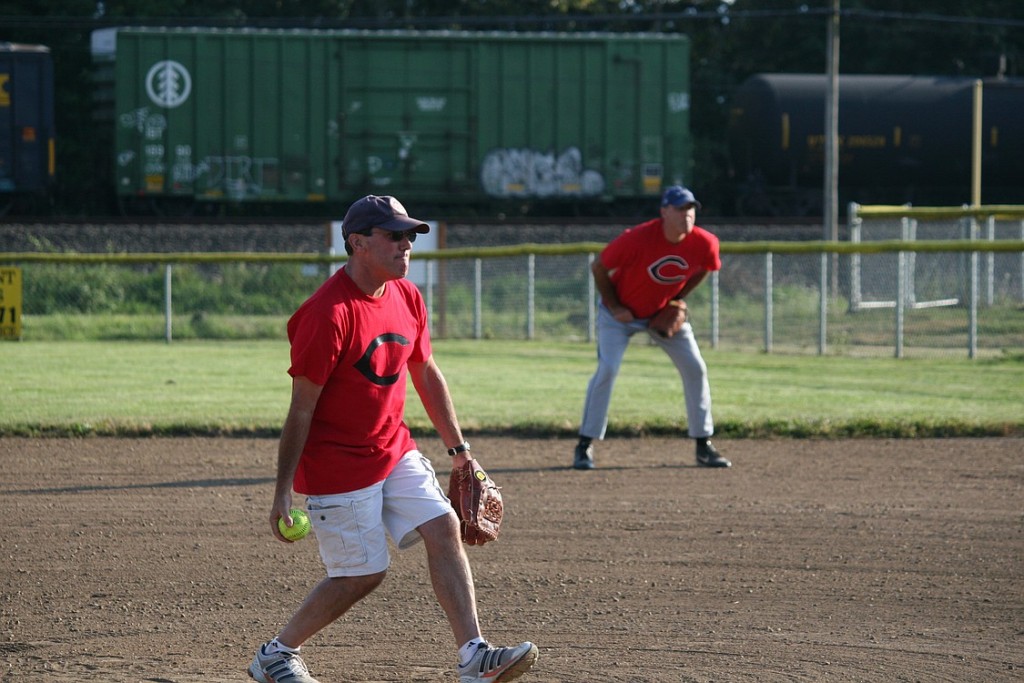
top-left (0, 267), bottom-right (23, 340)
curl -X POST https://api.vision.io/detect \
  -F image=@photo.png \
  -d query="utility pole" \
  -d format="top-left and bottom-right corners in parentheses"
top-left (971, 79), bottom-right (982, 207)
top-left (824, 0), bottom-right (840, 297)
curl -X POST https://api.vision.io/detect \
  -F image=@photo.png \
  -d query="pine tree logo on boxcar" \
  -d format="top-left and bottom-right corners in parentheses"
top-left (145, 60), bottom-right (192, 108)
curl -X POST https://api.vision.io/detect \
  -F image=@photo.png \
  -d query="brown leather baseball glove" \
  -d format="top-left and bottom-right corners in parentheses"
top-left (448, 457), bottom-right (503, 545)
top-left (648, 299), bottom-right (688, 338)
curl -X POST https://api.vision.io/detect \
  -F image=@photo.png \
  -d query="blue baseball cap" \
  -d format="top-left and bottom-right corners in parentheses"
top-left (661, 185), bottom-right (702, 210)
top-left (342, 195), bottom-right (429, 238)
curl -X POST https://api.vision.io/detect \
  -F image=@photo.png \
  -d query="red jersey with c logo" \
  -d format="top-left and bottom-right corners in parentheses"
top-left (286, 267), bottom-right (431, 494)
top-left (600, 218), bottom-right (721, 319)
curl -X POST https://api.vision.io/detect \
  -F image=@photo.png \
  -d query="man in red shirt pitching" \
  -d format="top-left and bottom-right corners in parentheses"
top-left (248, 195), bottom-right (538, 683)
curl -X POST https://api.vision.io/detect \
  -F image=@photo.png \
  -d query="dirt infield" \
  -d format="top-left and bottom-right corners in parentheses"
top-left (2, 437), bottom-right (1021, 682)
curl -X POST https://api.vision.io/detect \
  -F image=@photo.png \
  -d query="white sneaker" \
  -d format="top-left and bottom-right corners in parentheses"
top-left (248, 642), bottom-right (320, 683)
top-left (458, 641), bottom-right (538, 683)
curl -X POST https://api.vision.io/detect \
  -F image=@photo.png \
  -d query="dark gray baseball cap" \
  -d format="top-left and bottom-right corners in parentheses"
top-left (342, 195), bottom-right (429, 238)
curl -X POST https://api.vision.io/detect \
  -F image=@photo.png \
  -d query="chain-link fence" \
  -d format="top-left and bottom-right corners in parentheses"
top-left (851, 209), bottom-right (1023, 309)
top-left (2, 210), bottom-right (1022, 357)
top-left (841, 205), bottom-right (1024, 357)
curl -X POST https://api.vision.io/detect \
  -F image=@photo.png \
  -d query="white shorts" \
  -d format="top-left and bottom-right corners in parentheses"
top-left (304, 451), bottom-right (453, 578)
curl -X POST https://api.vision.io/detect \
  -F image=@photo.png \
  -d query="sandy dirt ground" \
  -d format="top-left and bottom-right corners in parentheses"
top-left (1, 436), bottom-right (1021, 682)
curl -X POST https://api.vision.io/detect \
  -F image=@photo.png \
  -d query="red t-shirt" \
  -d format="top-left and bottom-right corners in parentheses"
top-left (600, 218), bottom-right (722, 319)
top-left (286, 267), bottom-right (431, 494)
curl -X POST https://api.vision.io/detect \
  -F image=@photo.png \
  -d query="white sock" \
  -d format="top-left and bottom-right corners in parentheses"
top-left (458, 638), bottom-right (487, 665)
top-left (266, 638), bottom-right (300, 655)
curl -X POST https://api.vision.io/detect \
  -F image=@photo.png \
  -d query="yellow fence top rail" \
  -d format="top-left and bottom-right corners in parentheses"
top-left (3, 240), bottom-right (1024, 265)
top-left (853, 204), bottom-right (1024, 220)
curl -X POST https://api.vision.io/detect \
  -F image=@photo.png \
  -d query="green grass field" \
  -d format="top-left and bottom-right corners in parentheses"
top-left (2, 339), bottom-right (1021, 438)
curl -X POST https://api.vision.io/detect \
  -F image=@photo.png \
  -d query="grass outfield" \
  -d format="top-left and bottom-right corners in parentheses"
top-left (2, 339), bottom-right (1021, 438)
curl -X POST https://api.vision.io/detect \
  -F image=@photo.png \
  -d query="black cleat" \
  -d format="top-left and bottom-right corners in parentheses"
top-left (573, 441), bottom-right (595, 470)
top-left (696, 439), bottom-right (731, 468)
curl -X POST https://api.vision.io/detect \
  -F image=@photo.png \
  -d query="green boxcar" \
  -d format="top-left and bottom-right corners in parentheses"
top-left (102, 27), bottom-right (692, 213)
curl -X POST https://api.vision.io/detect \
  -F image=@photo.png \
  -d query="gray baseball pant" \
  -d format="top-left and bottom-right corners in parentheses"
top-left (579, 303), bottom-right (715, 440)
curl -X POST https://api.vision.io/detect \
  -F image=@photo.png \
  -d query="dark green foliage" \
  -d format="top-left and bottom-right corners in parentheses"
top-left (21, 262), bottom-right (315, 315)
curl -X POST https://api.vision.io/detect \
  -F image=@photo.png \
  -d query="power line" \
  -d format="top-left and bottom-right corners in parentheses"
top-left (0, 8), bottom-right (1022, 31)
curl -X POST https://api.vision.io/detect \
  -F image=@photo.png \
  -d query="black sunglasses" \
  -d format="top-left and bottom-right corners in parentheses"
top-left (363, 228), bottom-right (418, 243)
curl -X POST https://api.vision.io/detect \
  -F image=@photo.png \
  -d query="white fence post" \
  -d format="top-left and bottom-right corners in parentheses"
top-left (587, 252), bottom-right (596, 343)
top-left (819, 251), bottom-right (828, 356)
top-left (710, 271), bottom-right (720, 350)
top-left (848, 202), bottom-right (862, 312)
top-left (1020, 219), bottom-right (1024, 303)
top-left (474, 258), bottom-right (482, 340)
top-left (985, 215), bottom-right (995, 306)
top-left (764, 252), bottom-right (773, 353)
top-left (425, 259), bottom-right (433, 336)
top-left (904, 216), bottom-right (917, 307)
top-left (164, 264), bottom-right (172, 344)
top-left (526, 253), bottom-right (535, 340)
top-left (895, 249), bottom-right (905, 359)
top-left (969, 219), bottom-right (979, 359)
